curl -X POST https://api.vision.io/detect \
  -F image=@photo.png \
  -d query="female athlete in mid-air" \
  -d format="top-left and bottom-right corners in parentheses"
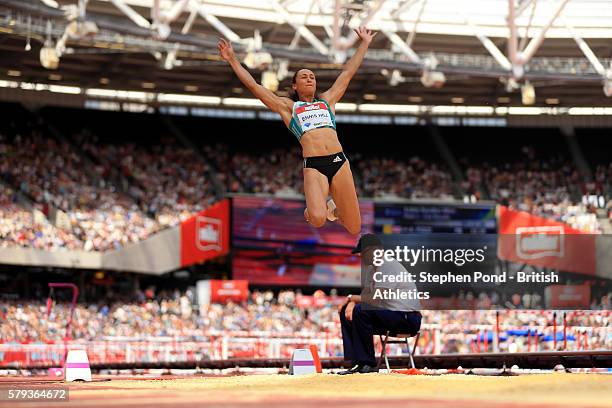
top-left (218, 27), bottom-right (376, 235)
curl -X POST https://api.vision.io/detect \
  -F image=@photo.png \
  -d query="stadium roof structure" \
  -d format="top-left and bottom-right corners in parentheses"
top-left (0, 0), bottom-right (611, 109)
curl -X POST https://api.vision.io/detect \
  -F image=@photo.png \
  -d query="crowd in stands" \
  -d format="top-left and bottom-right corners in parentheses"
top-left (354, 155), bottom-right (455, 200)
top-left (76, 134), bottom-right (217, 228)
top-left (1, 113), bottom-right (610, 251)
top-left (594, 164), bottom-right (612, 222)
top-left (0, 131), bottom-right (161, 251)
top-left (218, 147), bottom-right (456, 201)
top-left (1, 128), bottom-right (463, 252)
top-left (466, 146), bottom-right (605, 232)
top-left (1, 290), bottom-right (609, 357)
top-left (220, 146), bottom-right (305, 197)
top-left (0, 185), bottom-right (82, 250)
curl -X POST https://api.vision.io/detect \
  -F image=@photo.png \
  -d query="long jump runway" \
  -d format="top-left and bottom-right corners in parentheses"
top-left (1, 373), bottom-right (610, 408)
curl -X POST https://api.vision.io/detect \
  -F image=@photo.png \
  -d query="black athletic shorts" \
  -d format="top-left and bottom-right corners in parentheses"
top-left (303, 151), bottom-right (348, 185)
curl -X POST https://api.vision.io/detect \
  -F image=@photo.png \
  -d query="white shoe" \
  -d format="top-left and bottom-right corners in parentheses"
top-left (326, 199), bottom-right (338, 221)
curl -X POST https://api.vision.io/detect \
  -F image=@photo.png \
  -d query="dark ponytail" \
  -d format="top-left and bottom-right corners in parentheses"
top-left (289, 70), bottom-right (300, 101)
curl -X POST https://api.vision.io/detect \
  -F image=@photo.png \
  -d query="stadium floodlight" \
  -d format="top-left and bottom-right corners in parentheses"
top-left (420, 55), bottom-right (445, 88)
top-left (243, 52), bottom-right (273, 70)
top-left (521, 82), bottom-right (536, 105)
top-left (503, 77), bottom-right (520, 93)
top-left (40, 41), bottom-right (59, 69)
top-left (39, 0), bottom-right (59, 8)
top-left (604, 80), bottom-right (612, 97)
top-left (63, 4), bottom-right (79, 21)
top-left (156, 23), bottom-right (171, 40)
top-left (40, 20), bottom-right (59, 69)
top-left (512, 65), bottom-right (525, 80)
top-left (25, 15), bottom-right (32, 51)
top-left (276, 60), bottom-right (289, 82)
top-left (420, 70), bottom-right (446, 88)
top-left (261, 71), bottom-right (279, 91)
top-left (604, 68), bottom-right (612, 97)
top-left (381, 69), bottom-right (406, 87)
top-left (65, 21), bottom-right (98, 39)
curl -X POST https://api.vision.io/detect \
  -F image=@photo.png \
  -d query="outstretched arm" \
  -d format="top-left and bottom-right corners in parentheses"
top-left (321, 27), bottom-right (377, 107)
top-left (218, 39), bottom-right (291, 117)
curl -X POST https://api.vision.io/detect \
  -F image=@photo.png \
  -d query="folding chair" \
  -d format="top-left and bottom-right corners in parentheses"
top-left (377, 331), bottom-right (420, 372)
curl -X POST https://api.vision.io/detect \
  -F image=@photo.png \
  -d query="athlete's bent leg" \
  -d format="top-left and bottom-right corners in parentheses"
top-left (303, 167), bottom-right (330, 228)
top-left (330, 162), bottom-right (361, 235)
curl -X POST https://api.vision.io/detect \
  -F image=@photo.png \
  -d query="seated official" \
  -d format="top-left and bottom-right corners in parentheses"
top-left (337, 234), bottom-right (422, 375)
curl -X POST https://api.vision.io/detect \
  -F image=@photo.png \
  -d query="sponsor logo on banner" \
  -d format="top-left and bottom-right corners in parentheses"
top-left (180, 199), bottom-right (229, 267)
top-left (210, 280), bottom-right (248, 303)
top-left (516, 226), bottom-right (564, 259)
top-left (544, 284), bottom-right (590, 308)
top-left (497, 205), bottom-right (596, 276)
top-left (217, 281), bottom-right (243, 296)
top-left (196, 216), bottom-right (222, 251)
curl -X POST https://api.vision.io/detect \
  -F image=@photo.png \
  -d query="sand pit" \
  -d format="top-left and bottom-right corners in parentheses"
top-left (1, 372), bottom-right (610, 408)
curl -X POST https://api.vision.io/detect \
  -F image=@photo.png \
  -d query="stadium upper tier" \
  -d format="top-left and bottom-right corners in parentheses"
top-left (0, 102), bottom-right (609, 251)
top-left (2, 0), bottom-right (612, 107)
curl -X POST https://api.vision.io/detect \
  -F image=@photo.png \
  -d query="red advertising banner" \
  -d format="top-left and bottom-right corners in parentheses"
top-left (210, 280), bottom-right (249, 303)
top-left (544, 284), bottom-right (591, 309)
top-left (497, 206), bottom-right (596, 276)
top-left (498, 205), bottom-right (589, 235)
top-left (180, 199), bottom-right (230, 267)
